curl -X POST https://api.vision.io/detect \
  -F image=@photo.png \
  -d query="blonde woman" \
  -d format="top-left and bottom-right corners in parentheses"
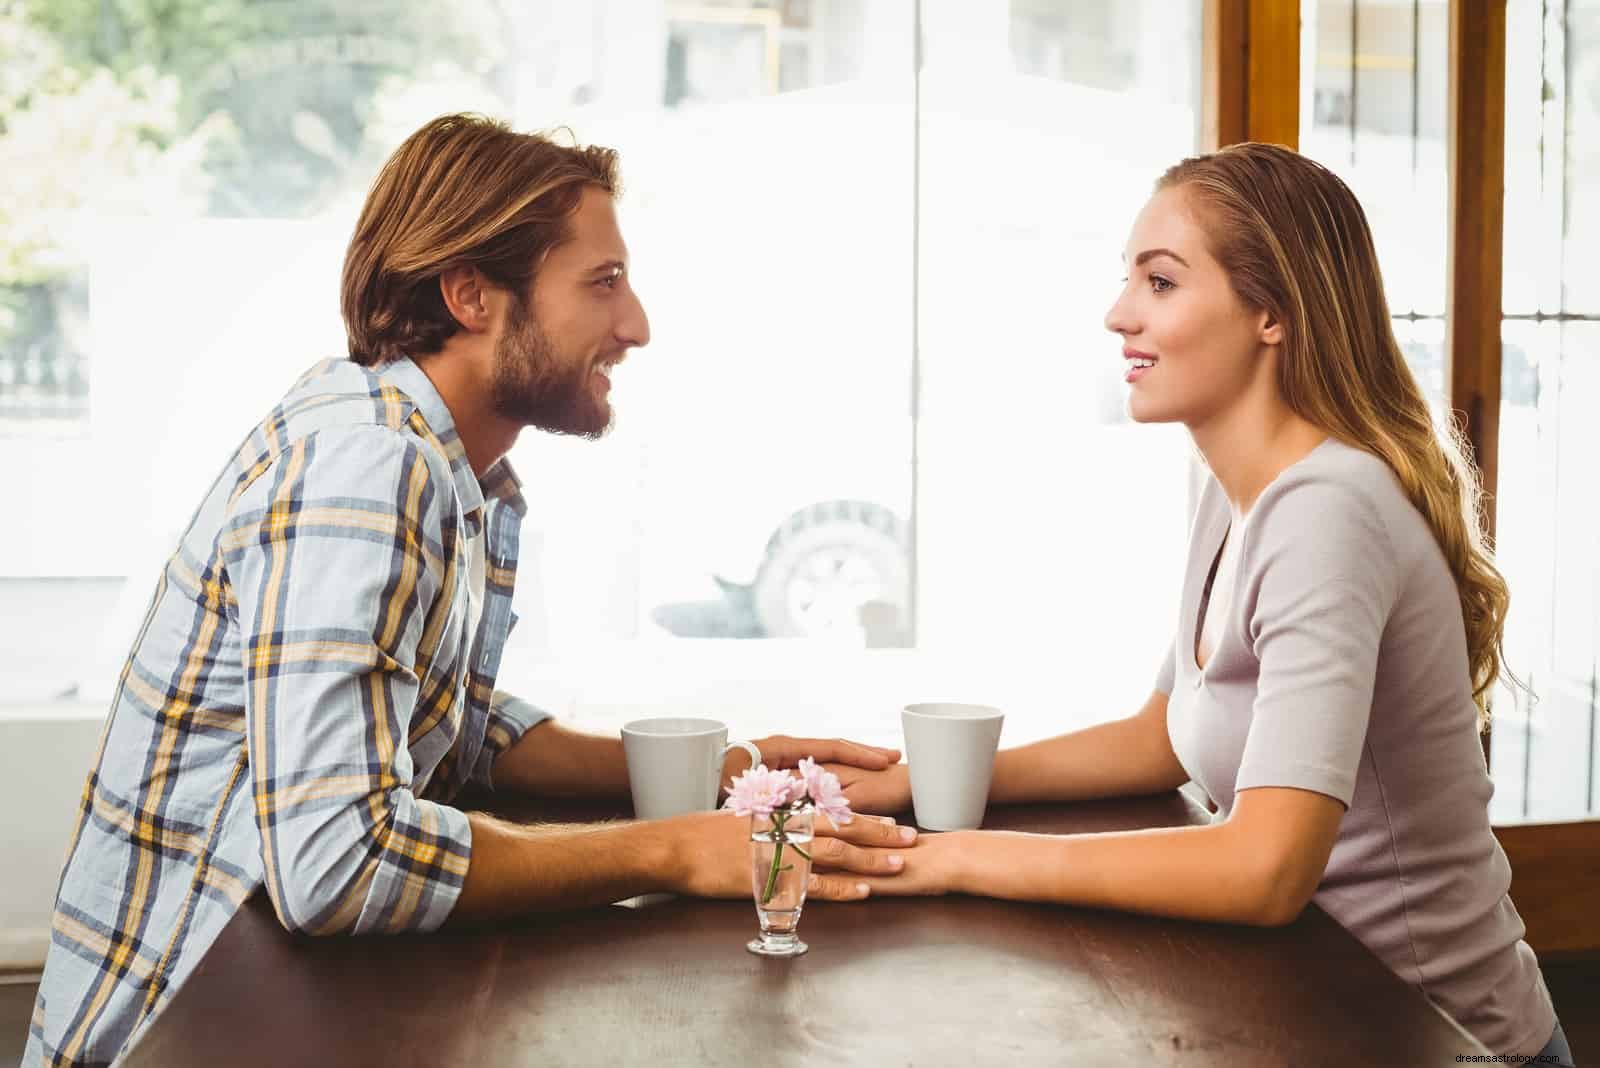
top-left (834, 144), bottom-right (1572, 1065)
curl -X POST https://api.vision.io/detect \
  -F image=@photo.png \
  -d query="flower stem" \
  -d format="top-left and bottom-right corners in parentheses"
top-left (761, 811), bottom-right (787, 905)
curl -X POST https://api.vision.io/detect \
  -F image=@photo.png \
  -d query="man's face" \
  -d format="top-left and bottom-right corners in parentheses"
top-left (490, 186), bottom-right (650, 437)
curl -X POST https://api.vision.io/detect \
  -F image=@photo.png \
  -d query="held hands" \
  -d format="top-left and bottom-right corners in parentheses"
top-left (668, 809), bottom-right (918, 902)
top-left (721, 736), bottom-right (910, 816)
top-left (822, 762), bottom-right (912, 817)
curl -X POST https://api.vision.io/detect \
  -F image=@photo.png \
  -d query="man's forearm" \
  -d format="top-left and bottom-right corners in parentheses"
top-left (446, 812), bottom-right (677, 923)
top-left (491, 719), bottom-right (631, 797)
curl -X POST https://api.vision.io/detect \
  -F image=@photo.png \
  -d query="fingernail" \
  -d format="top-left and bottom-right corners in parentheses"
top-left (855, 882), bottom-right (870, 896)
top-left (899, 827), bottom-right (918, 842)
top-left (809, 876), bottom-right (821, 891)
top-left (888, 855), bottom-right (904, 869)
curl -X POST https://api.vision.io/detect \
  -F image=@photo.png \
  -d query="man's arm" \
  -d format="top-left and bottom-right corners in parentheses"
top-left (447, 808), bottom-right (920, 923)
top-left (488, 720), bottom-right (903, 799)
top-left (224, 426), bottom-right (475, 935)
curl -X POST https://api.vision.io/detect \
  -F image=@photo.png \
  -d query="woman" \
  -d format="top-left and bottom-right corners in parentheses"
top-left (836, 143), bottom-right (1572, 1065)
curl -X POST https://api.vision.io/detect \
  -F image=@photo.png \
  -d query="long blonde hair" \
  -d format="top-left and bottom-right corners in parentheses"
top-left (1159, 143), bottom-right (1515, 728)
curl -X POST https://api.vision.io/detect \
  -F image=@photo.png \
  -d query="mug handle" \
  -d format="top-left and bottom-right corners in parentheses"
top-left (719, 740), bottom-right (763, 792)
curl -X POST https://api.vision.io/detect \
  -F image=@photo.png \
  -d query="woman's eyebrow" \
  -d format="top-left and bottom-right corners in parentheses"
top-left (1133, 248), bottom-right (1191, 269)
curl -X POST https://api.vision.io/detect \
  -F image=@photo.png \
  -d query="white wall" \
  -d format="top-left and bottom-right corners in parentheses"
top-left (0, 708), bottom-right (105, 970)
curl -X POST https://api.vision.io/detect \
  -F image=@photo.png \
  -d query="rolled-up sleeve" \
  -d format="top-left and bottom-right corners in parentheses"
top-left (223, 425), bottom-right (472, 936)
top-left (471, 690), bottom-right (553, 790)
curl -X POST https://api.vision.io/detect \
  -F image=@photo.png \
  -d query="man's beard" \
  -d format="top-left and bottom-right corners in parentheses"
top-left (489, 294), bottom-right (613, 439)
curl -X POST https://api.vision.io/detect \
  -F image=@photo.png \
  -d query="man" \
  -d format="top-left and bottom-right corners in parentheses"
top-left (28, 114), bottom-right (914, 1067)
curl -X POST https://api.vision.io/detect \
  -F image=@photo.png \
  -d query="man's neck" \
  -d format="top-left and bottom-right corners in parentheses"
top-left (410, 349), bottom-right (520, 479)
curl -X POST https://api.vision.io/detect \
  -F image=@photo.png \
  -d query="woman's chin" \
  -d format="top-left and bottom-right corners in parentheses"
top-left (1126, 397), bottom-right (1177, 424)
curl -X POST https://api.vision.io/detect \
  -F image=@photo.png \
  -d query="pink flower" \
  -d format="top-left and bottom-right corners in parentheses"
top-left (797, 757), bottom-right (854, 825)
top-left (723, 764), bottom-right (797, 817)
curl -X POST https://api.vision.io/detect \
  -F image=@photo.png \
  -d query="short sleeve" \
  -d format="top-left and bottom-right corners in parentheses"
top-left (1233, 477), bottom-right (1400, 806)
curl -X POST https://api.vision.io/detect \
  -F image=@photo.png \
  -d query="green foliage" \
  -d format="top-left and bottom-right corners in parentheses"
top-left (0, 0), bottom-right (510, 366)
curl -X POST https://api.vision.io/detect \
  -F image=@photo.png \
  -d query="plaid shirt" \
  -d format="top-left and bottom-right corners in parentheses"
top-left (27, 358), bottom-right (548, 1067)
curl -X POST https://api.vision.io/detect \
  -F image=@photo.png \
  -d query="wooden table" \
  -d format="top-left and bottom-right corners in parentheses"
top-left (123, 792), bottom-right (1488, 1066)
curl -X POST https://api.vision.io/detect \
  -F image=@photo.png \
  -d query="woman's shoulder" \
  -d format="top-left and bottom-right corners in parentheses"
top-left (1246, 438), bottom-right (1408, 561)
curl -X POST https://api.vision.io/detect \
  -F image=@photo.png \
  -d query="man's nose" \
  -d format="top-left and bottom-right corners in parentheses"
top-left (618, 287), bottom-right (650, 349)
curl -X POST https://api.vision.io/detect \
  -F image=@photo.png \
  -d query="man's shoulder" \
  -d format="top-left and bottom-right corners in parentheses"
top-left (224, 359), bottom-right (450, 503)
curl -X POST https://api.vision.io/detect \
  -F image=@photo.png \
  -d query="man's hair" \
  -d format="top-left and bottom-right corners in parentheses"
top-left (341, 113), bottom-right (620, 366)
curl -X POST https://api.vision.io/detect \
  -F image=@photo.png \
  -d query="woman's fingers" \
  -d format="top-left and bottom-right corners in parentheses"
top-left (806, 835), bottom-right (907, 876)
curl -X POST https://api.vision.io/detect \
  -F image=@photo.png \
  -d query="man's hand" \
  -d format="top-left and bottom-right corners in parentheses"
top-left (668, 810), bottom-right (918, 901)
top-left (724, 734), bottom-right (902, 786)
top-left (824, 762), bottom-right (912, 816)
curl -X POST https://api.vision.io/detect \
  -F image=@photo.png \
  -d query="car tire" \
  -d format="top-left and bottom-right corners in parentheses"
top-left (751, 500), bottom-right (910, 641)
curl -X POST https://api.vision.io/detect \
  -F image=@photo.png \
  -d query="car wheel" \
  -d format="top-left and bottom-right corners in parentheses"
top-left (751, 500), bottom-right (909, 641)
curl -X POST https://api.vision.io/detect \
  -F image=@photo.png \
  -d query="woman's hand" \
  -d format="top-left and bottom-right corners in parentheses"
top-left (856, 829), bottom-right (974, 897)
top-left (667, 810), bottom-right (918, 901)
top-left (824, 762), bottom-right (912, 816)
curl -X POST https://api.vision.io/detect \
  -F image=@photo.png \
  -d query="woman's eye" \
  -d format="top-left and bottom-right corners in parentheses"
top-left (1151, 275), bottom-right (1174, 293)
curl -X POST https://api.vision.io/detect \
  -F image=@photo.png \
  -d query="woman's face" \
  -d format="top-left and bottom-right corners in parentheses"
top-left (1104, 187), bottom-right (1279, 427)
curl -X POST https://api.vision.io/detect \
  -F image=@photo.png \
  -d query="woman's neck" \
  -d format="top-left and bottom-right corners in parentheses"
top-left (1190, 394), bottom-right (1328, 519)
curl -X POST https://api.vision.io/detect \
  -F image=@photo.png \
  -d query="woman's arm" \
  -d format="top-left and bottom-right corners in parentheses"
top-left (863, 784), bottom-right (1344, 927)
top-left (988, 689), bottom-right (1189, 803)
top-left (833, 689), bottom-right (1188, 814)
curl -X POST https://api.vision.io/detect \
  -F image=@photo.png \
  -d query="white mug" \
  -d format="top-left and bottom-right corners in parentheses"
top-left (902, 702), bottom-right (1005, 831)
top-left (621, 717), bottom-right (761, 820)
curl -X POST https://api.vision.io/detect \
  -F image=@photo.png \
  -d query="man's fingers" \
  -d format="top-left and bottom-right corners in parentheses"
top-left (801, 739), bottom-right (900, 770)
top-left (807, 874), bottom-right (871, 901)
top-left (808, 836), bottom-right (907, 876)
top-left (816, 811), bottom-right (918, 847)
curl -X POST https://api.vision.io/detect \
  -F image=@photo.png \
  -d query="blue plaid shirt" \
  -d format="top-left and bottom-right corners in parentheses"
top-left (28, 357), bottom-right (548, 1067)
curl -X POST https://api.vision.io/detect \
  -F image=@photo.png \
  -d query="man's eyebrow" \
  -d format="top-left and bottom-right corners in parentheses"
top-left (1133, 248), bottom-right (1190, 269)
top-left (588, 259), bottom-right (626, 274)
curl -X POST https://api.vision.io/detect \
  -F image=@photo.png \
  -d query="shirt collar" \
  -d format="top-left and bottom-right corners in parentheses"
top-left (377, 357), bottom-right (526, 522)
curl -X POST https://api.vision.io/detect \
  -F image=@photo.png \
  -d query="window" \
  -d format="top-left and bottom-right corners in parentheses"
top-left (1302, 0), bottom-right (1598, 822)
top-left (0, 1), bottom-right (1202, 754)
top-left (1490, 0), bottom-right (1600, 822)
top-left (1300, 0), bottom-right (1450, 412)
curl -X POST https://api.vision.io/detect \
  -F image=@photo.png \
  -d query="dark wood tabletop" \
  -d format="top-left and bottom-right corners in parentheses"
top-left (122, 791), bottom-right (1488, 1067)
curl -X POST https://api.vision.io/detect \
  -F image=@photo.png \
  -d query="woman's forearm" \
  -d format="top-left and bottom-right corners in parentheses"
top-left (948, 821), bottom-right (1293, 926)
top-left (989, 690), bottom-right (1188, 804)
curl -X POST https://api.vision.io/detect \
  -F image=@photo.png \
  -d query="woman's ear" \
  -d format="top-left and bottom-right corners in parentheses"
top-left (1259, 309), bottom-right (1284, 347)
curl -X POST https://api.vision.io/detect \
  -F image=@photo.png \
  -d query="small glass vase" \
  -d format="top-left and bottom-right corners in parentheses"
top-left (747, 807), bottom-right (814, 957)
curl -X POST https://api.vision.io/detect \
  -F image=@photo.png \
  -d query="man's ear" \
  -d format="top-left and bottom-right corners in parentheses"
top-left (439, 266), bottom-right (492, 334)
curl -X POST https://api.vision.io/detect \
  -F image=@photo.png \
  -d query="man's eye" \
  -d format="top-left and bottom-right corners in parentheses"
top-left (597, 274), bottom-right (619, 289)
